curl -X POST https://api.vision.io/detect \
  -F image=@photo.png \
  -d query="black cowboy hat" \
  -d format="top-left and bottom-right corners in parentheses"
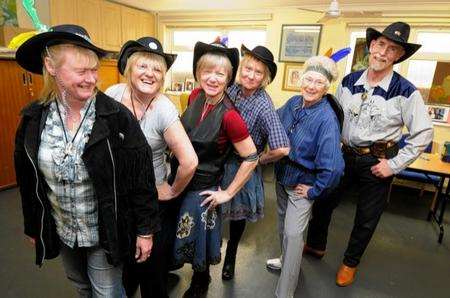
top-left (118, 37), bottom-right (177, 75)
top-left (192, 41), bottom-right (239, 87)
top-left (241, 44), bottom-right (277, 82)
top-left (366, 22), bottom-right (421, 64)
top-left (16, 24), bottom-right (107, 74)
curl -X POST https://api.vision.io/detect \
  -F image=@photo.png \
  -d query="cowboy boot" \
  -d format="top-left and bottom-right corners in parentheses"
top-left (222, 241), bottom-right (237, 280)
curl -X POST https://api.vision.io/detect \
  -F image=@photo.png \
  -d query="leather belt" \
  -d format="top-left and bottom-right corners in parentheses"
top-left (342, 140), bottom-right (397, 159)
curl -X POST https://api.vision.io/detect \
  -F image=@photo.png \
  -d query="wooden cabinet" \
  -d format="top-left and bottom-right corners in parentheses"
top-left (98, 59), bottom-right (119, 92)
top-left (50, 0), bottom-right (155, 52)
top-left (101, 2), bottom-right (122, 51)
top-left (0, 59), bottom-right (118, 189)
top-left (76, 0), bottom-right (102, 46)
top-left (0, 60), bottom-right (42, 189)
top-left (121, 6), bottom-right (140, 43)
top-left (49, 0), bottom-right (77, 26)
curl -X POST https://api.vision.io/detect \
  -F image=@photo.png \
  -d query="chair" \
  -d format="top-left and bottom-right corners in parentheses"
top-left (387, 135), bottom-right (441, 212)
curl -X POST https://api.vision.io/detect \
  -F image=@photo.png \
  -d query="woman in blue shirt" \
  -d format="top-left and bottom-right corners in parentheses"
top-left (266, 56), bottom-right (345, 298)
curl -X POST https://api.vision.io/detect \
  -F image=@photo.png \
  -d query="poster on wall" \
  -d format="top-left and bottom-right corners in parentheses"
top-left (1, 0), bottom-right (18, 26)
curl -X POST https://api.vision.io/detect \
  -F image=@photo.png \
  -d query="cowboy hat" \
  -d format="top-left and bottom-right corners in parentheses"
top-left (241, 44), bottom-right (277, 82)
top-left (118, 37), bottom-right (177, 75)
top-left (192, 41), bottom-right (239, 87)
top-left (16, 24), bottom-right (107, 74)
top-left (366, 22), bottom-right (421, 64)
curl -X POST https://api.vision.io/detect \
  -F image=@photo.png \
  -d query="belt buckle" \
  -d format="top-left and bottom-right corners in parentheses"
top-left (371, 142), bottom-right (386, 159)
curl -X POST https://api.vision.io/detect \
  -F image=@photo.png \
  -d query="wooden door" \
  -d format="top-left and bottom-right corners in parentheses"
top-left (0, 61), bottom-right (33, 189)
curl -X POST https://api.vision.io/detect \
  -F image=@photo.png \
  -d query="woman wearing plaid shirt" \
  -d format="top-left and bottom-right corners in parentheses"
top-left (221, 45), bottom-right (290, 281)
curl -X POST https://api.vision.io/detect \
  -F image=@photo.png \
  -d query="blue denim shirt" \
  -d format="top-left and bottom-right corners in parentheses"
top-left (275, 95), bottom-right (344, 200)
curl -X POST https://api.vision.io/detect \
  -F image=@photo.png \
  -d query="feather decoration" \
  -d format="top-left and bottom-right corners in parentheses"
top-left (323, 48), bottom-right (333, 57)
top-left (330, 47), bottom-right (351, 62)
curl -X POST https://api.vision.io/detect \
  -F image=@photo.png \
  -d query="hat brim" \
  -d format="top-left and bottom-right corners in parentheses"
top-left (16, 31), bottom-right (107, 74)
top-left (241, 44), bottom-right (277, 82)
top-left (117, 40), bottom-right (177, 75)
top-left (366, 28), bottom-right (421, 64)
top-left (192, 42), bottom-right (239, 87)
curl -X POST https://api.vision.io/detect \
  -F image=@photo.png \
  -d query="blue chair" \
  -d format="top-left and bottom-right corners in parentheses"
top-left (388, 135), bottom-right (441, 211)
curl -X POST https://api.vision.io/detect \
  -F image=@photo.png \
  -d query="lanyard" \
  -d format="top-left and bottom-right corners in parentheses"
top-left (130, 89), bottom-right (154, 123)
top-left (55, 99), bottom-right (93, 158)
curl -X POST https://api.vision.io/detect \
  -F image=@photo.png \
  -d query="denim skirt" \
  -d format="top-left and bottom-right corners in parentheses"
top-left (173, 187), bottom-right (222, 271)
top-left (221, 156), bottom-right (264, 222)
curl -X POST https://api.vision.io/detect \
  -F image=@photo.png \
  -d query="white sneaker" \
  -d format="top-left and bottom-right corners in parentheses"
top-left (266, 257), bottom-right (282, 270)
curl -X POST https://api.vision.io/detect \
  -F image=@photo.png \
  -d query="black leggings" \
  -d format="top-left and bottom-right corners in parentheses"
top-left (227, 219), bottom-right (246, 250)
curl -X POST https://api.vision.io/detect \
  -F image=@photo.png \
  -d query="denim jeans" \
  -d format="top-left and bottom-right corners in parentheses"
top-left (59, 242), bottom-right (124, 298)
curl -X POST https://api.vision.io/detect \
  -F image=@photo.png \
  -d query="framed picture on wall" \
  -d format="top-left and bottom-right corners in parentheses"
top-left (279, 24), bottom-right (322, 63)
top-left (282, 63), bottom-right (304, 92)
top-left (427, 105), bottom-right (450, 123)
top-left (350, 37), bottom-right (369, 72)
top-left (184, 78), bottom-right (195, 92)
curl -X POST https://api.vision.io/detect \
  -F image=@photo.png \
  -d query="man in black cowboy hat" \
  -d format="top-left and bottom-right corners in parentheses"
top-left (304, 21), bottom-right (433, 286)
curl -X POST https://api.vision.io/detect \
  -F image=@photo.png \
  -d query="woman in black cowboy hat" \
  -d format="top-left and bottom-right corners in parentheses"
top-left (220, 44), bottom-right (290, 280)
top-left (105, 36), bottom-right (198, 298)
top-left (171, 39), bottom-right (258, 297)
top-left (14, 24), bottom-right (160, 297)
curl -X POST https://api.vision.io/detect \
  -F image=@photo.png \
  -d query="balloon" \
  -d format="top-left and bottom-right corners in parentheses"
top-left (7, 31), bottom-right (38, 49)
top-left (22, 0), bottom-right (48, 32)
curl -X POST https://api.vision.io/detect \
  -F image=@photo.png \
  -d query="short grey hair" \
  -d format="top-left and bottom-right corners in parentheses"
top-left (302, 56), bottom-right (338, 88)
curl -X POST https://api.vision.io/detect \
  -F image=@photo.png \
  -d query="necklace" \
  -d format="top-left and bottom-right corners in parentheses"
top-left (130, 88), bottom-right (154, 123)
top-left (55, 98), bottom-right (93, 159)
top-left (200, 93), bottom-right (225, 122)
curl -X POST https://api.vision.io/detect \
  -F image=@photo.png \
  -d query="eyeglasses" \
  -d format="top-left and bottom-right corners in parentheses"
top-left (302, 76), bottom-right (327, 88)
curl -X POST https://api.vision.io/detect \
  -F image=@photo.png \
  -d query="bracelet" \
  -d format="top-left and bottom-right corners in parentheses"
top-left (138, 234), bottom-right (153, 239)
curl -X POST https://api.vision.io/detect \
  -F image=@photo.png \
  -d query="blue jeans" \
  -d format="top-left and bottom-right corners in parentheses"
top-left (60, 242), bottom-right (124, 298)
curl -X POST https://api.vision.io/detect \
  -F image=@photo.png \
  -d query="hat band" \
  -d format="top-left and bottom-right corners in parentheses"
top-left (304, 65), bottom-right (332, 82)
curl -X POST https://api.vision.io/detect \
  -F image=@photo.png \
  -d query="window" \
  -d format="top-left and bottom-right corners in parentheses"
top-left (405, 31), bottom-right (450, 106)
top-left (166, 27), bottom-right (266, 91)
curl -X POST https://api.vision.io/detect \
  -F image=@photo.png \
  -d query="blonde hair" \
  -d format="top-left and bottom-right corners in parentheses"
top-left (40, 44), bottom-right (99, 104)
top-left (123, 51), bottom-right (167, 88)
top-left (301, 56), bottom-right (338, 89)
top-left (236, 54), bottom-right (271, 88)
top-left (195, 52), bottom-right (233, 85)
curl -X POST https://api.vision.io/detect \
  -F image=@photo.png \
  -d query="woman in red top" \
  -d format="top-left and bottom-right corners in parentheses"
top-left (172, 40), bottom-right (258, 297)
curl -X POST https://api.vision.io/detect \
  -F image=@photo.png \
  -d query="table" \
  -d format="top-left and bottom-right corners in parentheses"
top-left (407, 153), bottom-right (450, 243)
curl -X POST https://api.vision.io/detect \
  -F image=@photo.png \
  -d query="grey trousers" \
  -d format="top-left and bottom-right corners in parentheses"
top-left (275, 183), bottom-right (314, 298)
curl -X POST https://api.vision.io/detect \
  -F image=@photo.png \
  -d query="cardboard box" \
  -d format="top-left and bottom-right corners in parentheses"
top-left (0, 25), bottom-right (32, 47)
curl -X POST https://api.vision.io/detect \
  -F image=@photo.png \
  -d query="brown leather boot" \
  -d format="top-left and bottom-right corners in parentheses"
top-left (336, 264), bottom-right (357, 287)
top-left (303, 245), bottom-right (326, 259)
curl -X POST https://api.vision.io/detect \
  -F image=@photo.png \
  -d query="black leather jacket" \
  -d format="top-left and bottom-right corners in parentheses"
top-left (14, 91), bottom-right (160, 266)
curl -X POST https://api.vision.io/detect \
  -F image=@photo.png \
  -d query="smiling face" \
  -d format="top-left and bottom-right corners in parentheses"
top-left (196, 53), bottom-right (232, 100)
top-left (238, 56), bottom-right (267, 93)
top-left (126, 52), bottom-right (167, 98)
top-left (369, 36), bottom-right (405, 73)
top-left (44, 45), bottom-right (99, 102)
top-left (300, 71), bottom-right (328, 107)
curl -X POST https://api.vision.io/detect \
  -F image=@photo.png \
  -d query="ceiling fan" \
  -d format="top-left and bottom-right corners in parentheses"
top-left (298, 0), bottom-right (381, 23)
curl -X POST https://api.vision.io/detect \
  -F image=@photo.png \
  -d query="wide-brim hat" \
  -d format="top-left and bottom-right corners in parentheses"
top-left (366, 22), bottom-right (421, 64)
top-left (241, 44), bottom-right (277, 82)
top-left (16, 24), bottom-right (107, 74)
top-left (192, 41), bottom-right (239, 87)
top-left (118, 37), bottom-right (177, 75)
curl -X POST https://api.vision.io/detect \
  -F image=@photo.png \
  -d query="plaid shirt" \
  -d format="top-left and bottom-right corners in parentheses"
top-left (38, 98), bottom-right (98, 248)
top-left (227, 84), bottom-right (289, 153)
